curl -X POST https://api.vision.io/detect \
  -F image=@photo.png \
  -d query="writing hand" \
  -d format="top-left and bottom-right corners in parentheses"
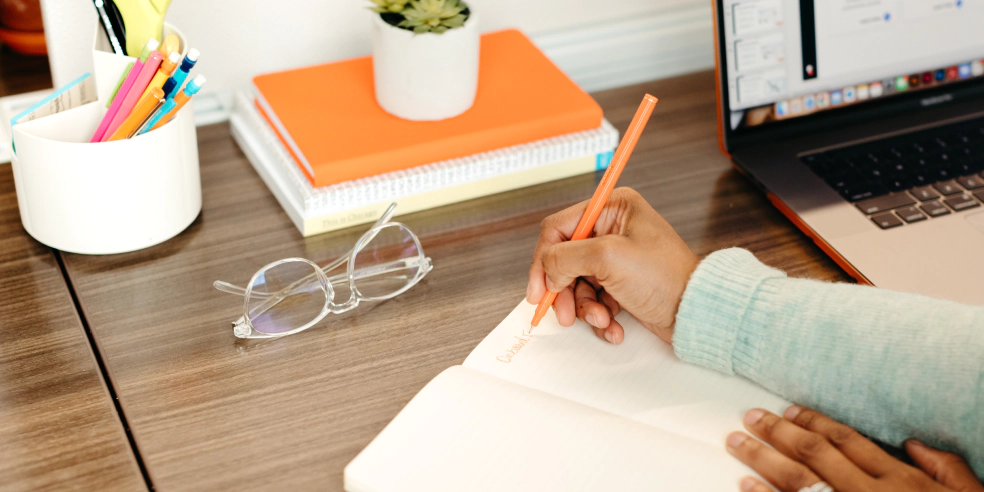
top-left (727, 406), bottom-right (984, 492)
top-left (526, 187), bottom-right (699, 345)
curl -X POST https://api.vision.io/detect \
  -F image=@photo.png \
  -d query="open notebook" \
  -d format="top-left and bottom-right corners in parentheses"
top-left (344, 301), bottom-right (791, 491)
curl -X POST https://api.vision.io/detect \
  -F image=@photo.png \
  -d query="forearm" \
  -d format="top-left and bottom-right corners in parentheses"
top-left (673, 248), bottom-right (984, 478)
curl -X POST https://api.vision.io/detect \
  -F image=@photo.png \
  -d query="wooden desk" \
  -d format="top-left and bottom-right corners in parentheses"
top-left (0, 50), bottom-right (143, 490)
top-left (0, 165), bottom-right (145, 490)
top-left (59, 71), bottom-right (849, 490)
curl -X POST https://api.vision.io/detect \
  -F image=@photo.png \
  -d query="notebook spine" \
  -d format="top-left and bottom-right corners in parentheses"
top-left (234, 91), bottom-right (619, 215)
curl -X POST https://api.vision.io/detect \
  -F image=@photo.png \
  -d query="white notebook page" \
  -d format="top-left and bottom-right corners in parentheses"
top-left (463, 301), bottom-right (791, 448)
top-left (344, 366), bottom-right (758, 492)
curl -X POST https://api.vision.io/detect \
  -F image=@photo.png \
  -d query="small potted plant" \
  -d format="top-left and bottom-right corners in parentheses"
top-left (368, 0), bottom-right (479, 121)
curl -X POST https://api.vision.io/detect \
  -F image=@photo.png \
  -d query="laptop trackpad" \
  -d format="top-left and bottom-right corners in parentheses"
top-left (967, 212), bottom-right (984, 234)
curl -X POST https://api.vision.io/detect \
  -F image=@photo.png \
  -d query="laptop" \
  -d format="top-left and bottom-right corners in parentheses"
top-left (713, 0), bottom-right (984, 305)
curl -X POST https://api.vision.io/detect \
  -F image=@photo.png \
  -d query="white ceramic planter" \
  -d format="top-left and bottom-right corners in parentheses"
top-left (371, 11), bottom-right (479, 121)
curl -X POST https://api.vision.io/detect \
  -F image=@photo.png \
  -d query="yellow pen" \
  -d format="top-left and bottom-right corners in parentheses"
top-left (108, 88), bottom-right (165, 141)
top-left (139, 51), bottom-right (181, 102)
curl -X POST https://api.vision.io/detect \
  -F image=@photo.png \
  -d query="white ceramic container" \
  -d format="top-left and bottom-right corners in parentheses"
top-left (9, 23), bottom-right (200, 255)
top-left (371, 11), bottom-right (479, 121)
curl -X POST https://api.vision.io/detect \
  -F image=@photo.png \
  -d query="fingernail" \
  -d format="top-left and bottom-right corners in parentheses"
top-left (727, 432), bottom-right (747, 449)
top-left (586, 314), bottom-right (598, 326)
top-left (740, 477), bottom-right (757, 492)
top-left (908, 439), bottom-right (926, 448)
top-left (526, 283), bottom-right (531, 299)
top-left (784, 405), bottom-right (803, 421)
top-left (604, 330), bottom-right (614, 343)
top-left (744, 409), bottom-right (765, 425)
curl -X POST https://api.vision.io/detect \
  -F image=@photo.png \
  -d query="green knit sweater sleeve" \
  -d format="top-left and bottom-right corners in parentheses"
top-left (673, 248), bottom-right (984, 479)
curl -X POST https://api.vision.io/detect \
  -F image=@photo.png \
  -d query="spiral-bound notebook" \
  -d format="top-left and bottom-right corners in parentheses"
top-left (344, 302), bottom-right (791, 492)
top-left (251, 29), bottom-right (605, 188)
top-left (230, 91), bottom-right (619, 236)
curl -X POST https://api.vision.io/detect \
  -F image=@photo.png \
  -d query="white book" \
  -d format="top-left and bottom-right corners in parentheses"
top-left (344, 301), bottom-right (791, 492)
top-left (230, 91), bottom-right (619, 236)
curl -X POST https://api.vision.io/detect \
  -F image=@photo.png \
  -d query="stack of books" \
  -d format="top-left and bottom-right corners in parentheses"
top-left (230, 30), bottom-right (620, 236)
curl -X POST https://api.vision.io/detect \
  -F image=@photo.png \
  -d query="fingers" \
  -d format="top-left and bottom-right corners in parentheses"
top-left (738, 476), bottom-right (776, 492)
top-left (541, 235), bottom-right (622, 293)
top-left (906, 440), bottom-right (984, 492)
top-left (742, 409), bottom-right (874, 492)
top-left (599, 289), bottom-right (621, 317)
top-left (527, 188), bottom-right (646, 304)
top-left (783, 405), bottom-right (897, 477)
top-left (553, 285), bottom-right (576, 327)
top-left (574, 280), bottom-right (624, 344)
top-left (574, 280), bottom-right (610, 327)
top-left (527, 201), bottom-right (590, 304)
top-left (726, 431), bottom-right (824, 492)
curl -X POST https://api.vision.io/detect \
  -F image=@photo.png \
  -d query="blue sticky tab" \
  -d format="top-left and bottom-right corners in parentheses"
top-left (10, 72), bottom-right (92, 154)
top-left (595, 151), bottom-right (614, 171)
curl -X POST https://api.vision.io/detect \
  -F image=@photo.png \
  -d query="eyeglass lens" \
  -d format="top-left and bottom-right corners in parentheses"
top-left (353, 224), bottom-right (421, 299)
top-left (248, 261), bottom-right (327, 335)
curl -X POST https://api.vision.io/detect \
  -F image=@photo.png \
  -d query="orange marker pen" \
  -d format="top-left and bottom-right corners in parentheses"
top-left (148, 74), bottom-right (205, 131)
top-left (530, 94), bottom-right (658, 330)
top-left (108, 88), bottom-right (165, 141)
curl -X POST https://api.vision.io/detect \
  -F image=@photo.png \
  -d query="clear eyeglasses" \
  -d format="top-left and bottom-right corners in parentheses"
top-left (214, 203), bottom-right (432, 339)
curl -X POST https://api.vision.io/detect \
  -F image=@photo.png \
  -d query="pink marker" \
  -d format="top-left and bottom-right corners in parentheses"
top-left (101, 50), bottom-right (163, 142)
top-left (90, 39), bottom-right (160, 143)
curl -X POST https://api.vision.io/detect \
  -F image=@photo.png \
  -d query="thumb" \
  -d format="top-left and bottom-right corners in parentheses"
top-left (905, 440), bottom-right (984, 492)
top-left (540, 235), bottom-right (624, 293)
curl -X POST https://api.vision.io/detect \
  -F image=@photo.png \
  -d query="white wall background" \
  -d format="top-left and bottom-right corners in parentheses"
top-left (41, 0), bottom-right (714, 101)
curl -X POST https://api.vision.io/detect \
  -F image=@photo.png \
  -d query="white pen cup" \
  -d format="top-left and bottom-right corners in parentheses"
top-left (8, 22), bottom-right (201, 255)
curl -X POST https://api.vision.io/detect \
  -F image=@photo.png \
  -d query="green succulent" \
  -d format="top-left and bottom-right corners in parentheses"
top-left (368, 0), bottom-right (410, 14)
top-left (398, 0), bottom-right (468, 34)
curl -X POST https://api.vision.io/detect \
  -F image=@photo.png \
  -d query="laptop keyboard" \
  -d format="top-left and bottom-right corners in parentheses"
top-left (801, 117), bottom-right (984, 229)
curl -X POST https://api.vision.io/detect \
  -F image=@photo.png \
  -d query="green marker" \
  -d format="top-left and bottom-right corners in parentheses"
top-left (107, 62), bottom-right (134, 108)
top-left (107, 40), bottom-right (155, 107)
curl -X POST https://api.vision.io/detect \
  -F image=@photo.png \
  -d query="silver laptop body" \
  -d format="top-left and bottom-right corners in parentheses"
top-left (714, 0), bottom-right (984, 305)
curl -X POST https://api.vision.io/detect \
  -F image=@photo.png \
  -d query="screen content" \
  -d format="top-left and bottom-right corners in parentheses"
top-left (722, 0), bottom-right (984, 130)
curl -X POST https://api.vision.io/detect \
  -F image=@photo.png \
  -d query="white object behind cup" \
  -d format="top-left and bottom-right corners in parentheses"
top-left (92, 23), bottom-right (188, 103)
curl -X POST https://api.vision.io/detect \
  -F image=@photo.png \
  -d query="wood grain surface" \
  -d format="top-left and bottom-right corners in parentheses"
top-left (0, 166), bottom-right (145, 491)
top-left (58, 71), bottom-right (849, 491)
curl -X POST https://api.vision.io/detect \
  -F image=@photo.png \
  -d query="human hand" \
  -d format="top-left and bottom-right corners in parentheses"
top-left (526, 188), bottom-right (699, 345)
top-left (727, 406), bottom-right (984, 492)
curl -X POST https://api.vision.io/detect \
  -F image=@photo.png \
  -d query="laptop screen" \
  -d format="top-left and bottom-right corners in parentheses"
top-left (720, 0), bottom-right (984, 134)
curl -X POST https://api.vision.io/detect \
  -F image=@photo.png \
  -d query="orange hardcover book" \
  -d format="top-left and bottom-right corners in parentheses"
top-left (252, 29), bottom-right (604, 188)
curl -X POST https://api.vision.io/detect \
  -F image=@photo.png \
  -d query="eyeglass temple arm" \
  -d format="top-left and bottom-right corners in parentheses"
top-left (212, 203), bottom-right (398, 298)
top-left (212, 249), bottom-right (349, 296)
top-left (214, 256), bottom-right (430, 299)
top-left (227, 255), bottom-right (431, 330)
top-left (233, 255), bottom-right (430, 328)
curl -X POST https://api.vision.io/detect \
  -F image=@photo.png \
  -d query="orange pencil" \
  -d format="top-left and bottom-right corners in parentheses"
top-left (139, 51), bottom-right (182, 103)
top-left (530, 94), bottom-right (658, 330)
top-left (108, 88), bottom-right (165, 141)
top-left (149, 74), bottom-right (206, 131)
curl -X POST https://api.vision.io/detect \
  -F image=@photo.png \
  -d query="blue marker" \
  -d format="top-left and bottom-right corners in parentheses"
top-left (138, 74), bottom-right (206, 135)
top-left (161, 48), bottom-right (199, 99)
